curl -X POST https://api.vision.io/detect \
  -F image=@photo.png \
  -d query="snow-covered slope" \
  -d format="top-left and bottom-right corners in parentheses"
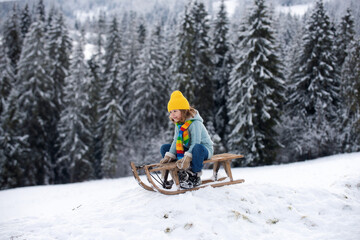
top-left (1, 153), bottom-right (359, 240)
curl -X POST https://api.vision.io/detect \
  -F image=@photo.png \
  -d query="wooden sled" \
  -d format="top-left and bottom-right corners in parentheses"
top-left (130, 153), bottom-right (245, 195)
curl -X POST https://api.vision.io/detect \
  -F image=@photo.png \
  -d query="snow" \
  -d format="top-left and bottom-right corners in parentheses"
top-left (1, 152), bottom-right (360, 240)
top-left (276, 3), bottom-right (313, 16)
top-left (213, 0), bottom-right (238, 17)
top-left (275, 0), bottom-right (334, 16)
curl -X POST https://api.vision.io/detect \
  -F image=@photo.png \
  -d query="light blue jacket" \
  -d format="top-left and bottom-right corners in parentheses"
top-left (169, 111), bottom-right (214, 159)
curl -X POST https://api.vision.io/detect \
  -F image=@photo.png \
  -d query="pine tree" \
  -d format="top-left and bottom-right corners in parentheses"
top-left (275, 13), bottom-right (305, 163)
top-left (0, 42), bottom-right (15, 115)
top-left (87, 13), bottom-right (106, 178)
top-left (103, 17), bottom-right (122, 76)
top-left (99, 16), bottom-right (128, 177)
top-left (173, 0), bottom-right (214, 123)
top-left (0, 111), bottom-right (30, 189)
top-left (130, 24), bottom-right (170, 164)
top-left (190, 0), bottom-right (214, 122)
top-left (336, 8), bottom-right (355, 67)
top-left (3, 5), bottom-right (22, 73)
top-left (137, 20), bottom-right (147, 46)
top-left (341, 39), bottom-right (360, 152)
top-left (87, 56), bottom-right (104, 179)
top-left (0, 29), bottom-right (22, 189)
top-left (94, 11), bottom-right (106, 62)
top-left (287, 0), bottom-right (340, 160)
top-left (57, 38), bottom-right (94, 183)
top-left (13, 20), bottom-right (55, 185)
top-left (47, 12), bottom-right (72, 111)
top-left (35, 0), bottom-right (46, 23)
top-left (171, 4), bottom-right (195, 98)
top-left (228, 0), bottom-right (286, 166)
top-left (100, 96), bottom-right (126, 178)
top-left (46, 12), bottom-right (72, 182)
top-left (131, 24), bottom-right (168, 132)
top-left (277, 13), bottom-right (303, 81)
top-left (86, 13), bottom-right (107, 180)
top-left (212, 0), bottom-right (233, 150)
top-left (120, 12), bottom-right (145, 128)
top-left (20, 4), bottom-right (32, 40)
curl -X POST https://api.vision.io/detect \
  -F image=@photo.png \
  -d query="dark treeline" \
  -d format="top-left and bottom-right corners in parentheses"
top-left (0, 0), bottom-right (359, 189)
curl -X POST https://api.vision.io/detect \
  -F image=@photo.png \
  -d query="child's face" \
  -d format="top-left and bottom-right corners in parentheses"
top-left (170, 109), bottom-right (182, 122)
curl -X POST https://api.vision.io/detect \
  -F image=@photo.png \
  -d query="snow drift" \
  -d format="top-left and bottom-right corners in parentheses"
top-left (0, 152), bottom-right (359, 240)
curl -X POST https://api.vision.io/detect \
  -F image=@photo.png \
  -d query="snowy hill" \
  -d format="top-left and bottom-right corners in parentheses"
top-left (0, 153), bottom-right (359, 240)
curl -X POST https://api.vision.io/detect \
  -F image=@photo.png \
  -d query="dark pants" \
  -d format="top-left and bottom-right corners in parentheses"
top-left (160, 144), bottom-right (208, 173)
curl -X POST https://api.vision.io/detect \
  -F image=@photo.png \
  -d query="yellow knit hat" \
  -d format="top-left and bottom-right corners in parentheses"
top-left (167, 90), bottom-right (190, 112)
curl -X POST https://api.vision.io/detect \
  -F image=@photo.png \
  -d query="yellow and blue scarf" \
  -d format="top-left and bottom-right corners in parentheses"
top-left (176, 120), bottom-right (193, 159)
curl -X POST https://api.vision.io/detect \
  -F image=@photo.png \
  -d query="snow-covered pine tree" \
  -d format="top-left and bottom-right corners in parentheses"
top-left (335, 8), bottom-right (356, 68)
top-left (173, 0), bottom-right (214, 124)
top-left (13, 20), bottom-right (55, 185)
top-left (87, 55), bottom-right (103, 179)
top-left (35, 0), bottom-right (46, 23)
top-left (137, 20), bottom-right (146, 46)
top-left (20, 4), bottom-right (32, 40)
top-left (47, 12), bottom-right (72, 110)
top-left (46, 12), bottom-right (72, 182)
top-left (103, 16), bottom-right (122, 77)
top-left (46, 7), bottom-right (57, 31)
top-left (171, 4), bottom-right (195, 99)
top-left (287, 0), bottom-right (340, 160)
top-left (212, 0), bottom-right (233, 150)
top-left (130, 24), bottom-right (169, 164)
top-left (95, 16), bottom-right (123, 176)
top-left (3, 5), bottom-right (22, 74)
top-left (120, 12), bottom-right (143, 120)
top-left (0, 40), bottom-right (25, 189)
top-left (0, 112), bottom-right (30, 189)
top-left (0, 31), bottom-right (24, 190)
top-left (100, 98), bottom-right (126, 178)
top-left (94, 11), bottom-right (106, 63)
top-left (276, 13), bottom-right (305, 163)
top-left (190, 0), bottom-right (214, 121)
top-left (99, 16), bottom-right (127, 177)
top-left (163, 16), bottom-right (178, 88)
top-left (277, 13), bottom-right (303, 82)
top-left (87, 13), bottom-right (107, 179)
top-left (228, 0), bottom-right (286, 166)
top-left (57, 37), bottom-right (94, 183)
top-left (0, 41), bottom-right (15, 115)
top-left (340, 39), bottom-right (360, 152)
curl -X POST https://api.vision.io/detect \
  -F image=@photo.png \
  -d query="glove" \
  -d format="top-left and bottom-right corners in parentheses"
top-left (176, 152), bottom-right (192, 170)
top-left (160, 152), bottom-right (176, 164)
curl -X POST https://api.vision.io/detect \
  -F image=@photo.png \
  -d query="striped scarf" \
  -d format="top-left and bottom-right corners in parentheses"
top-left (176, 120), bottom-right (193, 159)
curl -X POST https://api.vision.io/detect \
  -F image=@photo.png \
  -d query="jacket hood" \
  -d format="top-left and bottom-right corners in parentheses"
top-left (189, 110), bottom-right (203, 123)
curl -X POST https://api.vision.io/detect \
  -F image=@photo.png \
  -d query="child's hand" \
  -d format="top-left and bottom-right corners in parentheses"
top-left (160, 152), bottom-right (176, 164)
top-left (176, 152), bottom-right (192, 169)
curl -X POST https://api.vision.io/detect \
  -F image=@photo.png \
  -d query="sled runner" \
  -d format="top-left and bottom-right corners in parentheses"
top-left (130, 153), bottom-right (245, 195)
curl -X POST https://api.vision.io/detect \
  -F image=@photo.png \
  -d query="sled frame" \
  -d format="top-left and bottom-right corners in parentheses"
top-left (130, 153), bottom-right (245, 195)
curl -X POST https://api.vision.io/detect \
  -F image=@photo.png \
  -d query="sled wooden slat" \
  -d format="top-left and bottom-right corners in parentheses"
top-left (130, 153), bottom-right (245, 195)
top-left (211, 179), bottom-right (245, 188)
top-left (147, 153), bottom-right (244, 172)
top-left (130, 162), bottom-right (155, 192)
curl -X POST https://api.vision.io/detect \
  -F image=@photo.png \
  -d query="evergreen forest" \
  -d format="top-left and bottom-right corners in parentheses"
top-left (0, 0), bottom-right (359, 189)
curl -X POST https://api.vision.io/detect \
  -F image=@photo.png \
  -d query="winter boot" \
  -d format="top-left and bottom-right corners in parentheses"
top-left (180, 170), bottom-right (202, 189)
top-left (163, 179), bottom-right (174, 189)
top-left (178, 170), bottom-right (189, 183)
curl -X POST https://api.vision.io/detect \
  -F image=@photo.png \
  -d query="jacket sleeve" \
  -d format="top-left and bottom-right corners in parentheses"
top-left (169, 125), bottom-right (178, 156)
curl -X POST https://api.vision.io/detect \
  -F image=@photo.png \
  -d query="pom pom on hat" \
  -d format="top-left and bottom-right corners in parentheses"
top-left (167, 90), bottom-right (190, 112)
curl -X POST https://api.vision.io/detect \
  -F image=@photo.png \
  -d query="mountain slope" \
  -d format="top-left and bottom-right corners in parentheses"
top-left (0, 152), bottom-right (359, 240)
